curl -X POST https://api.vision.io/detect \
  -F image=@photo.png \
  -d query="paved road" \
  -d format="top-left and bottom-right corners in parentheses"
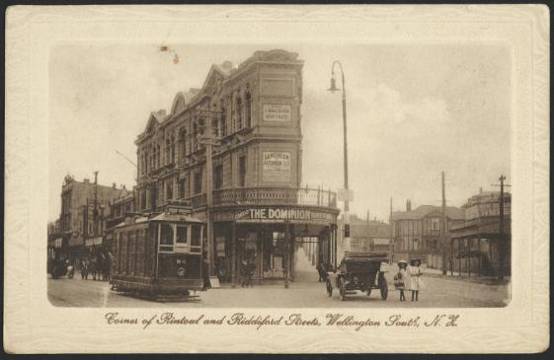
top-left (48, 250), bottom-right (509, 308)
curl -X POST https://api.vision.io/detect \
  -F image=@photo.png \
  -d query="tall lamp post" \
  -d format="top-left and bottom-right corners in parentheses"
top-left (197, 108), bottom-right (222, 280)
top-left (328, 60), bottom-right (351, 254)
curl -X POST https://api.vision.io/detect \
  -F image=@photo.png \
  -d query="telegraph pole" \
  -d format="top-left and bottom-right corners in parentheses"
top-left (389, 197), bottom-right (394, 264)
top-left (441, 171), bottom-right (447, 275)
top-left (492, 175), bottom-right (511, 280)
top-left (93, 171), bottom-right (99, 237)
top-left (197, 108), bottom-right (221, 280)
top-left (498, 175), bottom-right (506, 280)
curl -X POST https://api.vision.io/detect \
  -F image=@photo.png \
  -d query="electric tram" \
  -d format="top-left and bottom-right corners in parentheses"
top-left (110, 207), bottom-right (206, 301)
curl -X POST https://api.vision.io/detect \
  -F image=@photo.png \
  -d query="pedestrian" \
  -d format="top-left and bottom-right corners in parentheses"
top-left (408, 259), bottom-right (424, 301)
top-left (317, 262), bottom-right (328, 282)
top-left (240, 259), bottom-right (249, 287)
top-left (80, 257), bottom-right (89, 280)
top-left (394, 260), bottom-right (408, 302)
top-left (246, 260), bottom-right (255, 287)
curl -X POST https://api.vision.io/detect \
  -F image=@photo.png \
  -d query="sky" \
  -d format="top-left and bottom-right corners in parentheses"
top-left (49, 43), bottom-right (511, 222)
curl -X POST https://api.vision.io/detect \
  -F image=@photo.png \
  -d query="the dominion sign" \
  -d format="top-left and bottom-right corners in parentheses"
top-left (234, 207), bottom-right (336, 224)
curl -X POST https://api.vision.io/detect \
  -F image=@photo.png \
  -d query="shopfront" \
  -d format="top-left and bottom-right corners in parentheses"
top-left (212, 206), bottom-right (339, 284)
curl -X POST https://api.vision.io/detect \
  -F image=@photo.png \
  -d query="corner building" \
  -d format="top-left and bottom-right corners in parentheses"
top-left (135, 49), bottom-right (339, 284)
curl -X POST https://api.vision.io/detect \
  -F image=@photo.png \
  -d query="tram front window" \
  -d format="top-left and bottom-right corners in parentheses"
top-left (176, 226), bottom-right (188, 244)
top-left (191, 224), bottom-right (201, 246)
top-left (159, 224), bottom-right (174, 252)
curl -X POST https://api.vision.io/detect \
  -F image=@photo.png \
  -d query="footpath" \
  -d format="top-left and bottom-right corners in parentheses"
top-left (422, 267), bottom-right (510, 286)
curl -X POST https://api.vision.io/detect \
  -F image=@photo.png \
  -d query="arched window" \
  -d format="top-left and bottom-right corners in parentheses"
top-left (220, 104), bottom-right (226, 137)
top-left (192, 122), bottom-right (198, 151)
top-left (245, 91), bottom-right (252, 128)
top-left (236, 96), bottom-right (243, 129)
top-left (156, 144), bottom-right (161, 168)
top-left (165, 138), bottom-right (171, 165)
top-left (179, 129), bottom-right (186, 161)
top-left (211, 117), bottom-right (218, 137)
top-left (150, 145), bottom-right (155, 170)
top-left (170, 135), bottom-right (175, 164)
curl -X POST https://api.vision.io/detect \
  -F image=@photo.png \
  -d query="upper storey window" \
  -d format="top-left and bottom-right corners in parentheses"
top-left (239, 156), bottom-right (246, 187)
top-left (165, 138), bottom-right (171, 165)
top-left (220, 106), bottom-right (227, 137)
top-left (236, 96), bottom-right (243, 130)
top-left (178, 129), bottom-right (186, 161)
top-left (211, 118), bottom-right (218, 138)
top-left (192, 122), bottom-right (198, 151)
top-left (156, 144), bottom-right (161, 168)
top-left (245, 91), bottom-right (252, 128)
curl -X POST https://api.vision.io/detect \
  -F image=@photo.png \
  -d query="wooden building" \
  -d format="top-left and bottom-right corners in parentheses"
top-left (449, 190), bottom-right (511, 277)
top-left (391, 200), bottom-right (465, 267)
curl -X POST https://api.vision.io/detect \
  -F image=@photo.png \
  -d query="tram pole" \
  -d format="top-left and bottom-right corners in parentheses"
top-left (328, 60), bottom-right (351, 255)
top-left (284, 219), bottom-right (290, 289)
top-left (232, 220), bottom-right (237, 288)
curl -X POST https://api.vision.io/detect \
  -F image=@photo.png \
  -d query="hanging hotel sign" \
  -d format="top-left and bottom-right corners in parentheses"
top-left (263, 104), bottom-right (291, 122)
top-left (234, 207), bottom-right (335, 224)
top-left (262, 151), bottom-right (291, 182)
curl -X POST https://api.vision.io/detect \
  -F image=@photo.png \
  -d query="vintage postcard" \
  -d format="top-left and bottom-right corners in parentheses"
top-left (4, 4), bottom-right (549, 353)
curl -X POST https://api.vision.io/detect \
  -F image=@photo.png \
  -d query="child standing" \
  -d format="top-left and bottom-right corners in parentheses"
top-left (408, 259), bottom-right (423, 301)
top-left (394, 260), bottom-right (408, 302)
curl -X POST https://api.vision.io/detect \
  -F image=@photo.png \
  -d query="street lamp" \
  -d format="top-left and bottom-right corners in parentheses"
top-left (328, 60), bottom-right (351, 254)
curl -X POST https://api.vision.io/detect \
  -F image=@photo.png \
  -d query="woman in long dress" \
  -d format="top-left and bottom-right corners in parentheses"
top-left (408, 259), bottom-right (423, 301)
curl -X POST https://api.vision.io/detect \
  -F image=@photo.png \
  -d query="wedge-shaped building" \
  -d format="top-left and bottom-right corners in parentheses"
top-left (134, 49), bottom-right (339, 284)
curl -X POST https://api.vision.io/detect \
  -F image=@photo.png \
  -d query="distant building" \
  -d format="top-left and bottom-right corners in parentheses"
top-left (391, 200), bottom-right (465, 267)
top-left (449, 190), bottom-right (511, 277)
top-left (337, 214), bottom-right (391, 254)
top-left (58, 175), bottom-right (130, 259)
top-left (47, 219), bottom-right (63, 260)
top-left (104, 189), bottom-right (136, 250)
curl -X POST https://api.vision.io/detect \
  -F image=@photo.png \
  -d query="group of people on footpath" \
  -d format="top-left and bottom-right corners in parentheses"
top-left (393, 258), bottom-right (424, 302)
top-left (77, 246), bottom-right (113, 281)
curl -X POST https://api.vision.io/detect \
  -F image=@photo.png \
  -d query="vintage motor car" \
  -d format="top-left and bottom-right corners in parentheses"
top-left (326, 251), bottom-right (389, 301)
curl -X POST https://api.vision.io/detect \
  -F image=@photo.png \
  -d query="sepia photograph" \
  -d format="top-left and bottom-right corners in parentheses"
top-left (4, 4), bottom-right (549, 353)
top-left (47, 43), bottom-right (512, 308)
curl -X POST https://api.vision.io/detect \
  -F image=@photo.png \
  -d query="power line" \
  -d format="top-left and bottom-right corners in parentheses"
top-left (115, 149), bottom-right (137, 168)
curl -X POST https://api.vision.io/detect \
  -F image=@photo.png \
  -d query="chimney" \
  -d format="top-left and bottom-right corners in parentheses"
top-left (406, 199), bottom-right (412, 212)
top-left (84, 178), bottom-right (90, 184)
top-left (221, 60), bottom-right (233, 71)
top-left (479, 187), bottom-right (483, 194)
top-left (112, 183), bottom-right (117, 189)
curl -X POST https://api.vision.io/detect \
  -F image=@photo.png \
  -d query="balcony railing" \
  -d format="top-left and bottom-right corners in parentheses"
top-left (189, 187), bottom-right (337, 209)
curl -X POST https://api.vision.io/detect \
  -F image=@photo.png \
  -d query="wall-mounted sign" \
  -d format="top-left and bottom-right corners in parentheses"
top-left (263, 151), bottom-right (291, 183)
top-left (337, 188), bottom-right (354, 202)
top-left (235, 207), bottom-right (335, 224)
top-left (263, 104), bottom-right (292, 122)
